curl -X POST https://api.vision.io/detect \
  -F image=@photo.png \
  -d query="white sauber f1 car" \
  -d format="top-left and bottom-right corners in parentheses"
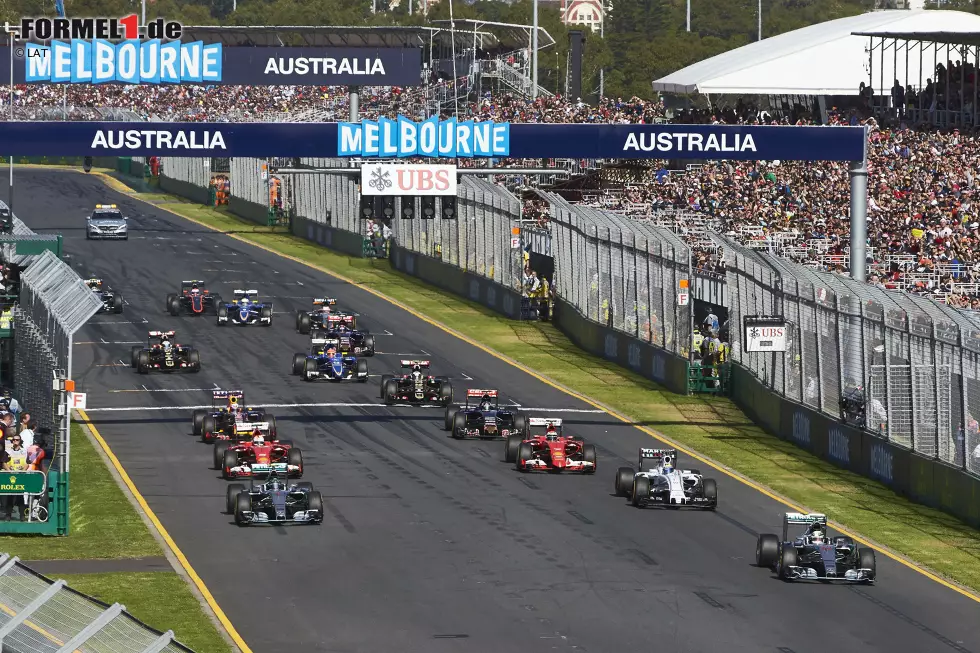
top-left (613, 448), bottom-right (717, 509)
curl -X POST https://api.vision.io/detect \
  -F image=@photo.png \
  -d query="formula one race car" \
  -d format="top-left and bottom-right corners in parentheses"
top-left (755, 513), bottom-right (876, 583)
top-left (295, 340), bottom-right (369, 382)
top-left (504, 418), bottom-right (597, 473)
top-left (296, 298), bottom-right (343, 333)
top-left (319, 324), bottom-right (376, 357)
top-left (193, 390), bottom-right (277, 443)
top-left (613, 448), bottom-right (717, 509)
top-left (215, 431), bottom-right (304, 479)
top-left (216, 290), bottom-right (273, 326)
top-left (167, 280), bottom-right (222, 316)
top-left (130, 331), bottom-right (201, 374)
top-left (444, 389), bottom-right (527, 439)
top-left (84, 278), bottom-right (124, 314)
top-left (226, 472), bottom-right (323, 526)
top-left (380, 360), bottom-right (453, 406)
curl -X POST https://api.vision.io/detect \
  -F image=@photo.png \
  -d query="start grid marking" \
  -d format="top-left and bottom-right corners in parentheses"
top-left (80, 402), bottom-right (607, 414)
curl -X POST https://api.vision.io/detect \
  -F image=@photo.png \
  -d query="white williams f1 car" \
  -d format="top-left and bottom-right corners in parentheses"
top-left (614, 448), bottom-right (717, 509)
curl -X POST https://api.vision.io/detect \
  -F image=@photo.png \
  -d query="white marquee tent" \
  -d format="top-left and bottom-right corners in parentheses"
top-left (652, 10), bottom-right (980, 96)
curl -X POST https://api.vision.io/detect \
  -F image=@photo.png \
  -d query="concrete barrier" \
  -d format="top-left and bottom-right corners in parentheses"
top-left (159, 175), bottom-right (209, 205)
top-left (292, 215), bottom-right (366, 259)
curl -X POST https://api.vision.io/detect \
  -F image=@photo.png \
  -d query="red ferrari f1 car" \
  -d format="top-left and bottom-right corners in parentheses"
top-left (215, 433), bottom-right (304, 480)
top-left (504, 418), bottom-right (597, 473)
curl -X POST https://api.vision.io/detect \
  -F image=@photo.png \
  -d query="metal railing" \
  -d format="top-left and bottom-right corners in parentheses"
top-left (391, 177), bottom-right (523, 290)
top-left (544, 192), bottom-right (693, 356)
top-left (717, 234), bottom-right (980, 476)
top-left (0, 554), bottom-right (194, 652)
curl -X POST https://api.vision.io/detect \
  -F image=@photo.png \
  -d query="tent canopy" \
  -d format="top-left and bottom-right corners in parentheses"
top-left (652, 10), bottom-right (980, 97)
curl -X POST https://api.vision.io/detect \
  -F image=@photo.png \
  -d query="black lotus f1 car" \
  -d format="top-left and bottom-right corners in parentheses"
top-left (443, 389), bottom-right (527, 439)
top-left (380, 360), bottom-right (453, 406)
top-left (84, 278), bottom-right (124, 314)
top-left (755, 512), bottom-right (876, 583)
top-left (226, 472), bottom-right (323, 526)
top-left (130, 330), bottom-right (201, 374)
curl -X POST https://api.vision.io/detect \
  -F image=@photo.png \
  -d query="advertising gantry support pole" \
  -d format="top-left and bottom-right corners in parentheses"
top-left (848, 126), bottom-right (870, 283)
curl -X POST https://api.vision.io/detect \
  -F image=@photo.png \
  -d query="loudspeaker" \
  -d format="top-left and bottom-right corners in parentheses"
top-left (401, 196), bottom-right (417, 219)
top-left (83, 156), bottom-right (93, 173)
top-left (381, 196), bottom-right (395, 219)
top-left (359, 194), bottom-right (374, 219)
top-left (421, 196), bottom-right (436, 220)
top-left (441, 196), bottom-right (457, 220)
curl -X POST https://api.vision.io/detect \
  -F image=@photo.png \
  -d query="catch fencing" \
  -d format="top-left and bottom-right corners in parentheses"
top-left (158, 157), bottom-right (211, 190)
top-left (717, 234), bottom-right (980, 476)
top-left (0, 554), bottom-right (194, 653)
top-left (288, 159), bottom-right (360, 235)
top-left (15, 250), bottom-right (102, 434)
top-left (390, 177), bottom-right (523, 289)
top-left (543, 192), bottom-right (693, 356)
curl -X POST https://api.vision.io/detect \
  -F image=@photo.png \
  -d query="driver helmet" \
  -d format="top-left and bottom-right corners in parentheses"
top-left (809, 524), bottom-right (826, 545)
top-left (545, 425), bottom-right (559, 441)
top-left (239, 297), bottom-right (250, 306)
top-left (162, 340), bottom-right (172, 351)
top-left (480, 394), bottom-right (493, 411)
top-left (252, 432), bottom-right (264, 446)
top-left (412, 368), bottom-right (423, 381)
top-left (662, 455), bottom-right (673, 474)
top-left (326, 347), bottom-right (337, 357)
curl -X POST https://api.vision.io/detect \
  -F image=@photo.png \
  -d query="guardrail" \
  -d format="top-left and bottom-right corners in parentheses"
top-left (0, 554), bottom-right (194, 652)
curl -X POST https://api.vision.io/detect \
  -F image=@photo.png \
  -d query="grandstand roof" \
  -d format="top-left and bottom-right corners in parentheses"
top-left (852, 30), bottom-right (980, 46)
top-left (651, 10), bottom-right (980, 96)
top-left (179, 25), bottom-right (487, 49)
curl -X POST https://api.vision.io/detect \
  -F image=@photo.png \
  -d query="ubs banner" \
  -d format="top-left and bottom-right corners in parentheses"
top-left (0, 46), bottom-right (423, 86)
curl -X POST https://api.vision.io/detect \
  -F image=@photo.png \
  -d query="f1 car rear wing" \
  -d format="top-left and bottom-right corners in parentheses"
top-left (312, 298), bottom-right (337, 306)
top-left (148, 330), bottom-right (176, 338)
top-left (233, 289), bottom-right (259, 297)
top-left (400, 360), bottom-right (431, 369)
top-left (85, 277), bottom-right (103, 286)
top-left (234, 422), bottom-right (270, 433)
top-left (213, 390), bottom-right (244, 400)
top-left (466, 389), bottom-right (498, 397)
top-left (181, 280), bottom-right (205, 285)
top-left (527, 417), bottom-right (562, 435)
top-left (783, 512), bottom-right (827, 541)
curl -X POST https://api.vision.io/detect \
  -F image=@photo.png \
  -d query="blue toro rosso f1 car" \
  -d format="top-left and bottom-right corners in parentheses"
top-left (293, 339), bottom-right (369, 382)
top-left (217, 290), bottom-right (273, 326)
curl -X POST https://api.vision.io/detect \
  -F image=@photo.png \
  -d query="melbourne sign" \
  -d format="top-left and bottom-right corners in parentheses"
top-left (338, 118), bottom-right (511, 158)
top-left (0, 472), bottom-right (45, 495)
top-left (360, 163), bottom-right (457, 196)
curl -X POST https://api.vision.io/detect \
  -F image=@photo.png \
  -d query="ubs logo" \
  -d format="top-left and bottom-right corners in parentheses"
top-left (828, 426), bottom-right (849, 465)
top-left (604, 334), bottom-right (617, 359)
top-left (469, 280), bottom-right (480, 301)
top-left (870, 442), bottom-right (893, 483)
top-left (792, 412), bottom-right (810, 447)
top-left (651, 353), bottom-right (666, 382)
top-left (486, 286), bottom-right (496, 308)
top-left (627, 342), bottom-right (641, 369)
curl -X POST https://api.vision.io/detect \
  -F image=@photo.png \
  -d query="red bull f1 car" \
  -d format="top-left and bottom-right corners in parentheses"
top-left (443, 389), bottom-right (527, 439)
top-left (130, 331), bottom-right (201, 374)
top-left (380, 360), bottom-right (453, 406)
top-left (755, 513), bottom-right (876, 583)
top-left (216, 432), bottom-right (304, 480)
top-left (504, 418), bottom-right (597, 473)
top-left (227, 472), bottom-right (323, 526)
top-left (166, 280), bottom-right (222, 316)
top-left (193, 390), bottom-right (277, 443)
top-left (217, 290), bottom-right (273, 326)
top-left (614, 448), bottom-right (717, 509)
top-left (84, 278), bottom-right (124, 314)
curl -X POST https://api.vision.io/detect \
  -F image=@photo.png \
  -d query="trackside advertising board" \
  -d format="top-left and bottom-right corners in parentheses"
top-left (0, 123), bottom-right (867, 160)
top-left (361, 164), bottom-right (457, 196)
top-left (0, 16), bottom-right (421, 85)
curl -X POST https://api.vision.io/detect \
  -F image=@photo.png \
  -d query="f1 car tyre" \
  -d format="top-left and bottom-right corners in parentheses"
top-left (187, 349), bottom-right (201, 372)
top-left (295, 482), bottom-right (314, 493)
top-left (267, 415), bottom-right (278, 438)
top-left (380, 375), bottom-right (393, 399)
top-left (226, 483), bottom-right (245, 514)
top-left (113, 293), bottom-right (124, 314)
top-left (363, 335), bottom-right (376, 355)
top-left (130, 346), bottom-right (142, 368)
top-left (223, 450), bottom-right (238, 479)
top-left (756, 534), bottom-right (780, 568)
top-left (615, 467), bottom-right (635, 497)
top-left (260, 306), bottom-right (273, 324)
top-left (505, 434), bottom-right (523, 463)
top-left (513, 413), bottom-right (527, 435)
top-left (303, 358), bottom-right (317, 381)
top-left (216, 305), bottom-right (228, 325)
top-left (287, 448), bottom-right (304, 477)
top-left (168, 297), bottom-right (180, 316)
top-left (192, 410), bottom-right (207, 435)
top-left (631, 476), bottom-right (651, 507)
top-left (702, 478), bottom-right (717, 507)
top-left (356, 359), bottom-right (369, 381)
top-left (516, 442), bottom-right (534, 471)
top-left (234, 492), bottom-right (252, 525)
top-left (137, 350), bottom-right (150, 374)
top-left (452, 411), bottom-right (467, 439)
top-left (308, 491), bottom-right (324, 521)
top-left (858, 548), bottom-right (876, 580)
top-left (438, 381), bottom-right (453, 405)
top-left (213, 441), bottom-right (230, 470)
top-left (292, 354), bottom-right (306, 376)
top-left (383, 379), bottom-right (398, 405)
top-left (165, 294), bottom-right (176, 312)
top-left (297, 312), bottom-right (311, 334)
top-left (582, 445), bottom-right (597, 473)
top-left (777, 543), bottom-right (798, 580)
top-left (443, 405), bottom-right (455, 431)
top-left (201, 416), bottom-right (217, 443)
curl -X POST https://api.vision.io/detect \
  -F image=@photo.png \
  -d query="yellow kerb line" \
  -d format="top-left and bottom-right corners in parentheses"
top-left (86, 169), bottom-right (979, 605)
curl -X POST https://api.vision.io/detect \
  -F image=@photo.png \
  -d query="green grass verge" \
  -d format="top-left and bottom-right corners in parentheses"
top-left (0, 425), bottom-right (231, 652)
top-left (104, 174), bottom-right (980, 594)
top-left (62, 572), bottom-right (232, 653)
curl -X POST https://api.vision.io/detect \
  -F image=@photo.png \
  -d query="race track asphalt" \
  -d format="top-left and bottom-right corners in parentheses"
top-left (10, 168), bottom-right (980, 653)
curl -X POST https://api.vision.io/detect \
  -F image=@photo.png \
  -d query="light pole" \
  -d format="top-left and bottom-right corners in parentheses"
top-left (141, 0), bottom-right (146, 29)
top-left (532, 0), bottom-right (538, 98)
top-left (7, 27), bottom-right (13, 212)
top-left (599, 1), bottom-right (612, 99)
top-left (758, 0), bottom-right (762, 41)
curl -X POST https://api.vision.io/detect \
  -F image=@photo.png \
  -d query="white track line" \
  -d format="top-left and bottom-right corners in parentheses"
top-left (77, 341), bottom-right (144, 345)
top-left (107, 387), bottom-right (220, 394)
top-left (81, 402), bottom-right (606, 413)
top-left (88, 318), bottom-right (149, 325)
